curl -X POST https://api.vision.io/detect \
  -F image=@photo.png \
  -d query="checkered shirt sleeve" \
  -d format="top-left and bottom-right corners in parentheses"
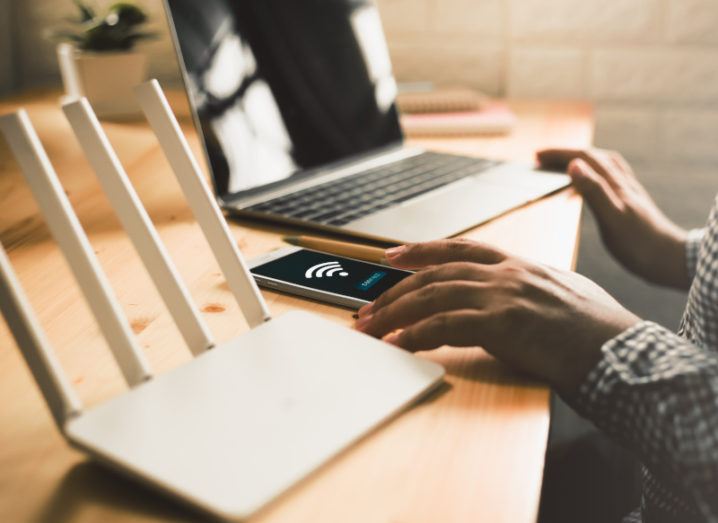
top-left (561, 219), bottom-right (718, 522)
top-left (686, 228), bottom-right (706, 282)
top-left (567, 321), bottom-right (718, 521)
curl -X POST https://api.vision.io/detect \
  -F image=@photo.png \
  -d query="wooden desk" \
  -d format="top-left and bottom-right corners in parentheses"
top-left (0, 92), bottom-right (592, 523)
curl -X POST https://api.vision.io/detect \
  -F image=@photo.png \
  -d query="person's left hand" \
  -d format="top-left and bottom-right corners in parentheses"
top-left (355, 239), bottom-right (640, 393)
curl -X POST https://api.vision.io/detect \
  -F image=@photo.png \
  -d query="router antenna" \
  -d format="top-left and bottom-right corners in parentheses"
top-left (62, 98), bottom-right (214, 356)
top-left (0, 110), bottom-right (152, 386)
top-left (134, 79), bottom-right (271, 328)
top-left (0, 243), bottom-right (83, 429)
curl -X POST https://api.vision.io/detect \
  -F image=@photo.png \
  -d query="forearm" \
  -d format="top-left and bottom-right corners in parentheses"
top-left (561, 321), bottom-right (718, 518)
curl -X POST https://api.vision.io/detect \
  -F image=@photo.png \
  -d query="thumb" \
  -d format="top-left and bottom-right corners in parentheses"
top-left (569, 159), bottom-right (623, 218)
top-left (536, 148), bottom-right (582, 171)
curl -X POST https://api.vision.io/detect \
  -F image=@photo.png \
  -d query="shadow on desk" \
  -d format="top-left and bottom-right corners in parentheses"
top-left (36, 461), bottom-right (205, 523)
top-left (435, 346), bottom-right (544, 387)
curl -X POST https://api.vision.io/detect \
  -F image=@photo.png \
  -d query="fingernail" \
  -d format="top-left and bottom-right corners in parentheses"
top-left (383, 331), bottom-right (400, 345)
top-left (354, 314), bottom-right (373, 331)
top-left (357, 302), bottom-right (373, 318)
top-left (385, 245), bottom-right (407, 259)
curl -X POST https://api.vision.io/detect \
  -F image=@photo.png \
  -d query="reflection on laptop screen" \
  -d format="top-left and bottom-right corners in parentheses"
top-left (165, 0), bottom-right (404, 197)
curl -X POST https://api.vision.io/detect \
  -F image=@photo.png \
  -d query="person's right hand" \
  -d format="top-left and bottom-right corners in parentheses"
top-left (538, 148), bottom-right (690, 290)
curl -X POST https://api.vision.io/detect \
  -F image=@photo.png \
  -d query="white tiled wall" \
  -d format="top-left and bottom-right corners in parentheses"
top-left (6, 0), bottom-right (718, 164)
top-left (378, 0), bottom-right (718, 165)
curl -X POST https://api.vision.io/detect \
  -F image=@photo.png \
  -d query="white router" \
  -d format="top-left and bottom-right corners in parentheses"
top-left (0, 82), bottom-right (444, 521)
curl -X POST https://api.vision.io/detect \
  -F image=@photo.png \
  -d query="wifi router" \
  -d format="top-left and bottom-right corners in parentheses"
top-left (0, 81), bottom-right (444, 521)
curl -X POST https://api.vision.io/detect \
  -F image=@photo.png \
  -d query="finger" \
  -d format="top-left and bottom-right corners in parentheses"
top-left (385, 238), bottom-right (506, 269)
top-left (357, 281), bottom-right (490, 338)
top-left (384, 310), bottom-right (489, 352)
top-left (608, 152), bottom-right (644, 193)
top-left (578, 150), bottom-right (627, 193)
top-left (608, 151), bottom-right (634, 177)
top-left (539, 149), bottom-right (626, 193)
top-left (536, 148), bottom-right (583, 171)
top-left (373, 262), bottom-right (493, 312)
top-left (358, 262), bottom-right (492, 318)
top-left (568, 159), bottom-right (623, 218)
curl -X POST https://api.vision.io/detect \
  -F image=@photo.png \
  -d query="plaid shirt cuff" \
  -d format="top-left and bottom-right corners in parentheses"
top-left (686, 228), bottom-right (706, 282)
top-left (567, 320), bottom-right (695, 421)
top-left (565, 320), bottom-right (718, 520)
top-left (571, 320), bottom-right (653, 417)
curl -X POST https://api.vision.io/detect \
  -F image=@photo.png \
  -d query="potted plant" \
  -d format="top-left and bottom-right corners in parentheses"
top-left (54, 1), bottom-right (156, 118)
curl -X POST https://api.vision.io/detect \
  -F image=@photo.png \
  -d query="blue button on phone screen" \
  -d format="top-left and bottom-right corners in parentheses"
top-left (357, 271), bottom-right (387, 291)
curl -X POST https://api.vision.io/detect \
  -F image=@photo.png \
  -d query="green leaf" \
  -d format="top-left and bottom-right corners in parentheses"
top-left (59, 0), bottom-right (151, 51)
top-left (108, 3), bottom-right (148, 26)
top-left (73, 0), bottom-right (96, 23)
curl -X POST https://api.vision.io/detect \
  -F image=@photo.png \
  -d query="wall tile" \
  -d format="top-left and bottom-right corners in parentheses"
top-left (376, 0), bottom-right (432, 34)
top-left (666, 0), bottom-right (718, 45)
top-left (432, 0), bottom-right (504, 39)
top-left (590, 48), bottom-right (718, 103)
top-left (509, 0), bottom-right (662, 43)
top-left (661, 110), bottom-right (718, 163)
top-left (388, 40), bottom-right (503, 94)
top-left (508, 47), bottom-right (585, 98)
top-left (593, 106), bottom-right (659, 161)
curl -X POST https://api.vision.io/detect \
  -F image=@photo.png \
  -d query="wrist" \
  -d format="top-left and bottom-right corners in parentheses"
top-left (554, 311), bottom-right (641, 395)
top-left (660, 225), bottom-right (690, 289)
top-left (636, 222), bottom-right (689, 289)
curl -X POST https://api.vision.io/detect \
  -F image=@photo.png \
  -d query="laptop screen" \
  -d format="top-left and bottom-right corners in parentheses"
top-left (165, 0), bottom-right (404, 198)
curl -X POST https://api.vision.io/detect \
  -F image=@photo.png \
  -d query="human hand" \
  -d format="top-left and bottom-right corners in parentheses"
top-left (538, 148), bottom-right (689, 289)
top-left (355, 239), bottom-right (640, 393)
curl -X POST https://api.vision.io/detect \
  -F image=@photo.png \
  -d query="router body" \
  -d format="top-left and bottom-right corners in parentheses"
top-left (66, 310), bottom-right (442, 519)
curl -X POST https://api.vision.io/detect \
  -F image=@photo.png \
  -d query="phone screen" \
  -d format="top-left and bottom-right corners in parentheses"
top-left (251, 249), bottom-right (413, 302)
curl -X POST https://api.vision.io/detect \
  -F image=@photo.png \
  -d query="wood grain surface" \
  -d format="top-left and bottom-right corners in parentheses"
top-left (0, 91), bottom-right (592, 523)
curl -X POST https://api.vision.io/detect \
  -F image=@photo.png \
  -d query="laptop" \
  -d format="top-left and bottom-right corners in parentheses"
top-left (163, 0), bottom-right (570, 243)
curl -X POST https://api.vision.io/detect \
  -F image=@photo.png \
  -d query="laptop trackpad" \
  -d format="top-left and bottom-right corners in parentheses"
top-left (347, 174), bottom-right (565, 243)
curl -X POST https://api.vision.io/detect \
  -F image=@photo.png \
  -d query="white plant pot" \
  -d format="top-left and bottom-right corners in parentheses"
top-left (57, 42), bottom-right (148, 119)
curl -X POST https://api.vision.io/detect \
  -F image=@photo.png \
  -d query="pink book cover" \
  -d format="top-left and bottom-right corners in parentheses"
top-left (400, 102), bottom-right (517, 137)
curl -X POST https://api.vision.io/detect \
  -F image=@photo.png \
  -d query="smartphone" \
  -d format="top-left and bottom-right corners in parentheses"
top-left (249, 247), bottom-right (413, 309)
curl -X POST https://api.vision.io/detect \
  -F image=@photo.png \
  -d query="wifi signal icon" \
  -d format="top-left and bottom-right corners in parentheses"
top-left (305, 261), bottom-right (349, 279)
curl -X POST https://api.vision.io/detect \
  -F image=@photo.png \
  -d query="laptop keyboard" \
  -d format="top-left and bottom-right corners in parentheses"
top-left (246, 152), bottom-right (497, 226)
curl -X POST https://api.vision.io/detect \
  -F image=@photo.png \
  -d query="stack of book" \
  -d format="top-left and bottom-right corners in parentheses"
top-left (396, 86), bottom-right (516, 137)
